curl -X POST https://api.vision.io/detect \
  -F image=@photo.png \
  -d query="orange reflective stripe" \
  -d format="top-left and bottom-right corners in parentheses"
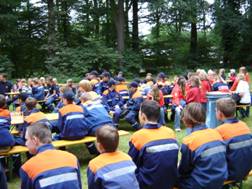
top-left (132, 91), bottom-right (142, 99)
top-left (131, 127), bottom-right (176, 151)
top-left (183, 129), bottom-right (223, 151)
top-left (59, 104), bottom-right (83, 116)
top-left (24, 112), bottom-right (46, 124)
top-left (115, 84), bottom-right (128, 92)
top-left (22, 150), bottom-right (78, 180)
top-left (216, 121), bottom-right (251, 140)
top-left (88, 151), bottom-right (131, 173)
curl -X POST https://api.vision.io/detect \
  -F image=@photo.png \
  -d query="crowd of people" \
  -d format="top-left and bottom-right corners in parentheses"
top-left (0, 66), bottom-right (251, 189)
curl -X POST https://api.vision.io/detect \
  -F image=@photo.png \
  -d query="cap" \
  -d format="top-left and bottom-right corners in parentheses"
top-left (108, 79), bottom-right (117, 87)
top-left (101, 72), bottom-right (110, 78)
top-left (158, 72), bottom-right (166, 79)
top-left (129, 81), bottom-right (138, 88)
top-left (90, 70), bottom-right (99, 76)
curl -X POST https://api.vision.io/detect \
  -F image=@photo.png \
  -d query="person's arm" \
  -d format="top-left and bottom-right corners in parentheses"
top-left (87, 167), bottom-right (102, 189)
top-left (20, 168), bottom-right (33, 189)
top-left (128, 141), bottom-right (140, 165)
top-left (178, 144), bottom-right (193, 177)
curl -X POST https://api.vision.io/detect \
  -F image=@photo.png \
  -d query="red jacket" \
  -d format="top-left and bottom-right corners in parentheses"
top-left (171, 84), bottom-right (185, 106)
top-left (200, 80), bottom-right (211, 103)
top-left (147, 90), bottom-right (165, 107)
top-left (186, 87), bottom-right (201, 104)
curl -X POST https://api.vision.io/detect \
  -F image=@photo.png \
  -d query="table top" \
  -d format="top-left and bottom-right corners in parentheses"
top-left (11, 113), bottom-right (59, 125)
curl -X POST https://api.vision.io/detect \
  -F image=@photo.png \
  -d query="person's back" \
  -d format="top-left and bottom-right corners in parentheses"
top-left (216, 98), bottom-right (252, 181)
top-left (81, 93), bottom-right (112, 135)
top-left (87, 125), bottom-right (139, 189)
top-left (128, 100), bottom-right (178, 189)
top-left (179, 103), bottom-right (227, 189)
top-left (20, 123), bottom-right (82, 189)
top-left (0, 95), bottom-right (15, 150)
top-left (57, 91), bottom-right (88, 140)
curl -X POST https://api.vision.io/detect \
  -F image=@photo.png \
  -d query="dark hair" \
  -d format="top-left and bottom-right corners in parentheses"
top-left (96, 125), bottom-right (119, 153)
top-left (177, 76), bottom-right (186, 96)
top-left (0, 95), bottom-right (6, 108)
top-left (216, 98), bottom-right (236, 117)
top-left (27, 122), bottom-right (52, 144)
top-left (18, 93), bottom-right (28, 102)
top-left (25, 97), bottom-right (37, 110)
top-left (182, 103), bottom-right (206, 127)
top-left (140, 100), bottom-right (160, 122)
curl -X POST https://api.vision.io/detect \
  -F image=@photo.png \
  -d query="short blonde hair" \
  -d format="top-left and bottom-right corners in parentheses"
top-left (79, 80), bottom-right (92, 92)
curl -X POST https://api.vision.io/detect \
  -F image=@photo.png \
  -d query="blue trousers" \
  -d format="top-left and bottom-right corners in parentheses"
top-left (125, 110), bottom-right (139, 129)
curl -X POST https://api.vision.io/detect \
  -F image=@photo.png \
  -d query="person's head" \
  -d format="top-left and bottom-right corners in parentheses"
top-left (25, 97), bottom-right (37, 111)
top-left (177, 76), bottom-right (186, 95)
top-left (189, 76), bottom-right (200, 87)
top-left (79, 79), bottom-right (92, 92)
top-left (67, 79), bottom-right (73, 86)
top-left (139, 100), bottom-right (160, 126)
top-left (62, 91), bottom-right (75, 105)
top-left (80, 92), bottom-right (93, 103)
top-left (239, 66), bottom-right (247, 74)
top-left (150, 84), bottom-right (160, 102)
top-left (18, 93), bottom-right (29, 103)
top-left (108, 79), bottom-right (116, 90)
top-left (117, 71), bottom-right (123, 77)
top-left (25, 123), bottom-right (52, 154)
top-left (89, 70), bottom-right (99, 80)
top-left (128, 81), bottom-right (138, 93)
top-left (0, 73), bottom-right (7, 82)
top-left (0, 95), bottom-right (6, 109)
top-left (95, 125), bottom-right (119, 153)
top-left (216, 98), bottom-right (236, 121)
top-left (219, 68), bottom-right (225, 75)
top-left (157, 72), bottom-right (166, 81)
top-left (32, 78), bottom-right (39, 86)
top-left (101, 72), bottom-right (110, 82)
top-left (182, 103), bottom-right (206, 128)
top-left (198, 70), bottom-right (208, 81)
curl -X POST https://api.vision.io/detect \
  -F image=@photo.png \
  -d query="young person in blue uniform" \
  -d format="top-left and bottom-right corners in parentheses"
top-left (87, 125), bottom-right (139, 189)
top-left (128, 100), bottom-right (179, 189)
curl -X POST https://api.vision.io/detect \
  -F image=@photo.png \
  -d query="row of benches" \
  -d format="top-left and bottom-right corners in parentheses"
top-left (0, 130), bottom-right (130, 180)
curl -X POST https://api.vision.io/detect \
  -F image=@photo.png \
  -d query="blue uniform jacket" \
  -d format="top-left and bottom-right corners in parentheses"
top-left (216, 118), bottom-right (252, 181)
top-left (179, 124), bottom-right (228, 189)
top-left (127, 91), bottom-right (143, 112)
top-left (20, 144), bottom-right (82, 189)
top-left (32, 86), bottom-right (45, 100)
top-left (87, 151), bottom-right (139, 189)
top-left (96, 81), bottom-right (109, 95)
top-left (57, 104), bottom-right (88, 140)
top-left (0, 109), bottom-right (15, 148)
top-left (102, 89), bottom-right (124, 110)
top-left (128, 123), bottom-right (179, 189)
top-left (81, 101), bottom-right (112, 135)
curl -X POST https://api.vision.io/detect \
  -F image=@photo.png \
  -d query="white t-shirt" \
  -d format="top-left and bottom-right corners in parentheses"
top-left (236, 80), bottom-right (251, 104)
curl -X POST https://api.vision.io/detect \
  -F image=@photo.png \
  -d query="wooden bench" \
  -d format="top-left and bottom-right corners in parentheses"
top-left (1, 130), bottom-right (130, 180)
top-left (11, 113), bottom-right (59, 125)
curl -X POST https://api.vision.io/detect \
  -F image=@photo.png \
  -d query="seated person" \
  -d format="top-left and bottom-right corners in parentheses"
top-left (102, 79), bottom-right (124, 127)
top-left (80, 92), bottom-right (113, 136)
top-left (20, 123), bottom-right (82, 189)
top-left (32, 78), bottom-right (45, 101)
top-left (17, 97), bottom-right (51, 145)
top-left (115, 77), bottom-right (129, 104)
top-left (87, 125), bottom-right (139, 189)
top-left (122, 82), bottom-right (143, 129)
top-left (216, 98), bottom-right (252, 181)
top-left (212, 73), bottom-right (229, 92)
top-left (55, 91), bottom-right (88, 140)
top-left (128, 100), bottom-right (179, 189)
top-left (78, 79), bottom-right (100, 102)
top-left (16, 93), bottom-right (29, 116)
top-left (0, 94), bottom-right (15, 151)
top-left (44, 78), bottom-right (60, 111)
top-left (179, 102), bottom-right (227, 189)
top-left (96, 72), bottom-right (110, 95)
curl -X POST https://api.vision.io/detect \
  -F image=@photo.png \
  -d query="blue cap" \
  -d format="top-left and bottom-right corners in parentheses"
top-left (63, 91), bottom-right (75, 101)
top-left (129, 81), bottom-right (138, 88)
top-left (108, 79), bottom-right (117, 87)
top-left (101, 71), bottom-right (110, 78)
top-left (158, 72), bottom-right (166, 79)
top-left (117, 77), bottom-right (125, 82)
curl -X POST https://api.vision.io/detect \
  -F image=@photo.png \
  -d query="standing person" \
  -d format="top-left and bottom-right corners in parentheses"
top-left (198, 70), bottom-right (211, 109)
top-left (87, 125), bottom-right (139, 189)
top-left (186, 76), bottom-right (201, 104)
top-left (171, 76), bottom-right (186, 132)
top-left (179, 103), bottom-right (227, 189)
top-left (216, 98), bottom-right (252, 182)
top-left (20, 123), bottom-right (82, 189)
top-left (129, 100), bottom-right (179, 189)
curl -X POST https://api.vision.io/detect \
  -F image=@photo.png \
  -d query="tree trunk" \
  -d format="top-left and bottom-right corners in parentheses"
top-left (62, 0), bottom-right (69, 44)
top-left (132, 0), bottom-right (139, 51)
top-left (47, 0), bottom-right (56, 58)
top-left (94, 0), bottom-right (99, 38)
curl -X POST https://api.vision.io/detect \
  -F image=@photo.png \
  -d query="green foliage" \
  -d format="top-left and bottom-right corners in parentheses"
top-left (0, 55), bottom-right (14, 76)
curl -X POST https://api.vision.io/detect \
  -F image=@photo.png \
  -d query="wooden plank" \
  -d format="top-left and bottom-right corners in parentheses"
top-left (11, 113), bottom-right (59, 125)
top-left (1, 130), bottom-right (130, 156)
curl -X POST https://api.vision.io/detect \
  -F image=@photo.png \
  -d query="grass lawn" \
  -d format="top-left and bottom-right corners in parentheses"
top-left (7, 108), bottom-right (252, 189)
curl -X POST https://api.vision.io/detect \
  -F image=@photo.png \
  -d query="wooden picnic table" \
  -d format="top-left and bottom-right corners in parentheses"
top-left (11, 113), bottom-right (59, 125)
